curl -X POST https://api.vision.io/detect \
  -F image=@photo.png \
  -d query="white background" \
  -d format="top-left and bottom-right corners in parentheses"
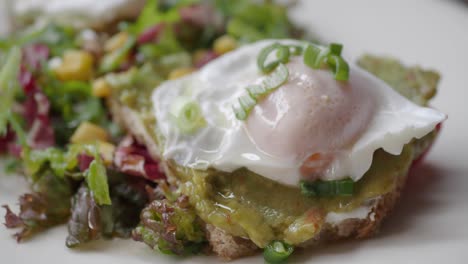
top-left (1, 0), bottom-right (468, 263)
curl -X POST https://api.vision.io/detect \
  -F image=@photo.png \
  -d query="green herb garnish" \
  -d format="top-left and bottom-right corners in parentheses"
top-left (300, 178), bottom-right (355, 197)
top-left (170, 97), bottom-right (206, 134)
top-left (233, 63), bottom-right (289, 120)
top-left (263, 240), bottom-right (294, 264)
top-left (303, 42), bottom-right (350, 81)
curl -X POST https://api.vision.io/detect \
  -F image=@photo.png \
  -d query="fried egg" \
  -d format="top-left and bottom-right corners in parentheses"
top-left (152, 40), bottom-right (445, 186)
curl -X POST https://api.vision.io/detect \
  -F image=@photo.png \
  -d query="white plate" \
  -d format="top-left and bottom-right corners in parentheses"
top-left (1, 0), bottom-right (468, 263)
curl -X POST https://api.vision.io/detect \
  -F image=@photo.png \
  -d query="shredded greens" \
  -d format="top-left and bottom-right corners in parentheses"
top-left (0, 47), bottom-right (21, 135)
top-left (0, 0), bottom-right (305, 256)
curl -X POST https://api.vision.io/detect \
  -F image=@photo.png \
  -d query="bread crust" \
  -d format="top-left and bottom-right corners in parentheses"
top-left (109, 99), bottom-right (409, 260)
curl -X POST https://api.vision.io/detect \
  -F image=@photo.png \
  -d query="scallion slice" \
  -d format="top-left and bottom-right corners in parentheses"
top-left (263, 63), bottom-right (289, 91)
top-left (246, 84), bottom-right (267, 99)
top-left (327, 55), bottom-right (350, 81)
top-left (257, 43), bottom-right (291, 73)
top-left (329, 43), bottom-right (343, 56)
top-left (288, 44), bottom-right (303, 55)
top-left (170, 97), bottom-right (206, 134)
top-left (303, 43), bottom-right (329, 69)
top-left (303, 42), bottom-right (350, 81)
top-left (300, 178), bottom-right (354, 197)
top-left (234, 64), bottom-right (289, 120)
top-left (263, 241), bottom-right (294, 264)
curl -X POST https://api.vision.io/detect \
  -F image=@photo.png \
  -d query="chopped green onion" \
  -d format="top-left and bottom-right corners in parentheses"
top-left (239, 94), bottom-right (257, 111)
top-left (246, 84), bottom-right (267, 99)
top-left (327, 55), bottom-right (350, 81)
top-left (300, 178), bottom-right (354, 197)
top-left (257, 43), bottom-right (291, 73)
top-left (303, 42), bottom-right (350, 81)
top-left (329, 43), bottom-right (343, 56)
top-left (233, 103), bottom-right (247, 120)
top-left (234, 63), bottom-right (289, 120)
top-left (303, 43), bottom-right (329, 69)
top-left (263, 63), bottom-right (289, 91)
top-left (288, 44), bottom-right (303, 55)
top-left (263, 241), bottom-right (294, 264)
top-left (170, 97), bottom-right (206, 134)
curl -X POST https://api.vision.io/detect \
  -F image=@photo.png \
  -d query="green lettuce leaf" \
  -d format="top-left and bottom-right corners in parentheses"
top-left (86, 159), bottom-right (112, 205)
top-left (0, 46), bottom-right (21, 135)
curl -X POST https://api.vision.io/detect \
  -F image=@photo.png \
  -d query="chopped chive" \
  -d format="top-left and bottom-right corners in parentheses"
top-left (239, 94), bottom-right (257, 111)
top-left (257, 43), bottom-right (291, 73)
top-left (263, 241), bottom-right (294, 264)
top-left (329, 43), bottom-right (343, 56)
top-left (170, 97), bottom-right (206, 134)
top-left (303, 42), bottom-right (350, 81)
top-left (327, 55), bottom-right (350, 81)
top-left (288, 44), bottom-right (303, 55)
top-left (300, 178), bottom-right (354, 197)
top-left (233, 104), bottom-right (247, 120)
top-left (246, 84), bottom-right (267, 99)
top-left (234, 64), bottom-right (289, 121)
top-left (263, 63), bottom-right (289, 91)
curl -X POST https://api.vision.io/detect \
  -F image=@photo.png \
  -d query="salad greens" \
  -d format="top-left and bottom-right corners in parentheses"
top-left (0, 0), bottom-right (302, 261)
top-left (0, 47), bottom-right (21, 135)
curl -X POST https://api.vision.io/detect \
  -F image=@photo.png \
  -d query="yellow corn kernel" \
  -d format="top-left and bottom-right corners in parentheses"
top-left (168, 67), bottom-right (195, 80)
top-left (97, 141), bottom-right (115, 165)
top-left (70, 122), bottom-right (109, 144)
top-left (92, 78), bottom-right (112, 98)
top-left (54, 50), bottom-right (94, 81)
top-left (104, 32), bottom-right (129, 53)
top-left (213, 35), bottom-right (237, 55)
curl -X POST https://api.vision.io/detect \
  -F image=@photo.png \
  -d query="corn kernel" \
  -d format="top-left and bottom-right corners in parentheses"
top-left (213, 35), bottom-right (237, 55)
top-left (54, 50), bottom-right (94, 81)
top-left (97, 141), bottom-right (115, 165)
top-left (70, 122), bottom-right (109, 144)
top-left (168, 67), bottom-right (195, 80)
top-left (104, 32), bottom-right (129, 53)
top-left (92, 78), bottom-right (112, 98)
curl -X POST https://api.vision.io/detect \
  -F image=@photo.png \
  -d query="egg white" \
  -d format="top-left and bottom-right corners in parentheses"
top-left (152, 39), bottom-right (446, 186)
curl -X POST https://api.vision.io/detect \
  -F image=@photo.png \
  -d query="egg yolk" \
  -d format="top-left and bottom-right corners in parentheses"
top-left (245, 57), bottom-right (376, 179)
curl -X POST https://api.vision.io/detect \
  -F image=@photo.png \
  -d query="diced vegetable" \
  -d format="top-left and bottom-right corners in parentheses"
top-left (213, 35), bottom-right (237, 55)
top-left (104, 32), bottom-right (130, 53)
top-left (54, 50), bottom-right (94, 81)
top-left (96, 141), bottom-right (115, 165)
top-left (168, 67), bottom-right (195, 80)
top-left (92, 78), bottom-right (112, 98)
top-left (70, 122), bottom-right (109, 144)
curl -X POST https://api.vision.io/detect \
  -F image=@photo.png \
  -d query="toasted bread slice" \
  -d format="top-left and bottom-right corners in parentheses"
top-left (108, 98), bottom-right (411, 260)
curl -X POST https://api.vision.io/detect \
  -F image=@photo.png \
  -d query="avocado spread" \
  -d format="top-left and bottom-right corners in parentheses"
top-left (113, 54), bottom-right (440, 248)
